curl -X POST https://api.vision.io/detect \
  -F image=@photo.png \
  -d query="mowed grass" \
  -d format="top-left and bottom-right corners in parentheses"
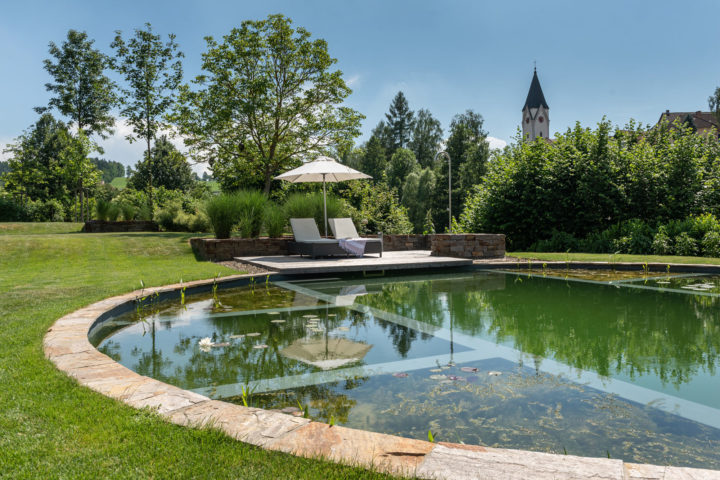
top-left (0, 223), bottom-right (399, 479)
top-left (109, 176), bottom-right (127, 189)
top-left (512, 251), bottom-right (720, 265)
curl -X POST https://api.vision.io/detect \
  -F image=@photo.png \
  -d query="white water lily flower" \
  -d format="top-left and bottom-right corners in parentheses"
top-left (198, 337), bottom-right (213, 352)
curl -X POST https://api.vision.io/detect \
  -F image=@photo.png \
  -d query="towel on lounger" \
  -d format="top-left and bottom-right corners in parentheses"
top-left (338, 238), bottom-right (367, 257)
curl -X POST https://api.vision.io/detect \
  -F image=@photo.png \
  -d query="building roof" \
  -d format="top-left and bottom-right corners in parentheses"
top-left (522, 69), bottom-right (549, 111)
top-left (658, 110), bottom-right (719, 136)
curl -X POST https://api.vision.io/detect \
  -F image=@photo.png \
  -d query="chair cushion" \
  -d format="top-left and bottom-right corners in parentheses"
top-left (290, 218), bottom-right (322, 242)
top-left (329, 218), bottom-right (360, 239)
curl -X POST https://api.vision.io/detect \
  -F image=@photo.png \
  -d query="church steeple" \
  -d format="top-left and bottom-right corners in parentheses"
top-left (522, 68), bottom-right (550, 140)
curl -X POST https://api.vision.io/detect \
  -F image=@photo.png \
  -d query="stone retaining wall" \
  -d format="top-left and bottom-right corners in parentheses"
top-left (82, 220), bottom-right (159, 233)
top-left (431, 233), bottom-right (506, 259)
top-left (190, 233), bottom-right (504, 261)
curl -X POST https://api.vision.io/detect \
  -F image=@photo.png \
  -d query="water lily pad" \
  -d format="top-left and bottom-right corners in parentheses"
top-left (336, 326), bottom-right (350, 331)
top-left (461, 366), bottom-right (479, 372)
top-left (429, 368), bottom-right (443, 373)
top-left (429, 374), bottom-right (446, 380)
top-left (253, 344), bottom-right (268, 349)
top-left (440, 366), bottom-right (450, 370)
top-left (213, 342), bottom-right (230, 347)
top-left (270, 319), bottom-right (286, 324)
top-left (268, 311), bottom-right (281, 315)
top-left (246, 332), bottom-right (261, 337)
top-left (447, 375), bottom-right (465, 381)
top-left (302, 314), bottom-right (318, 319)
top-left (393, 372), bottom-right (409, 378)
top-left (447, 362), bottom-right (456, 367)
top-left (229, 334), bottom-right (245, 339)
top-left (488, 371), bottom-right (502, 376)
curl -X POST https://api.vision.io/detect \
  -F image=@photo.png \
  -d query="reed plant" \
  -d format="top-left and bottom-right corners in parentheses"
top-left (95, 199), bottom-right (111, 221)
top-left (283, 192), bottom-right (346, 234)
top-left (236, 190), bottom-right (267, 238)
top-left (205, 193), bottom-right (243, 239)
top-left (264, 202), bottom-right (287, 238)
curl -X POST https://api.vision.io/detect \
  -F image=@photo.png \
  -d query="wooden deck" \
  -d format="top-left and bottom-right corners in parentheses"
top-left (234, 250), bottom-right (472, 275)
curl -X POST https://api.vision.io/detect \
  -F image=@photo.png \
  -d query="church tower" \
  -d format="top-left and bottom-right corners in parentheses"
top-left (522, 68), bottom-right (549, 140)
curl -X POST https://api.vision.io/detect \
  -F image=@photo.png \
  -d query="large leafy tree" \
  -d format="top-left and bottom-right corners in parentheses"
top-left (3, 114), bottom-right (99, 220)
top-left (174, 14), bottom-right (363, 194)
top-left (38, 30), bottom-right (116, 138)
top-left (385, 148), bottom-right (419, 192)
top-left (402, 167), bottom-right (437, 233)
top-left (111, 23), bottom-right (184, 211)
top-left (359, 135), bottom-right (387, 182)
top-left (384, 91), bottom-right (414, 154)
top-left (128, 136), bottom-right (194, 192)
top-left (409, 108), bottom-right (443, 168)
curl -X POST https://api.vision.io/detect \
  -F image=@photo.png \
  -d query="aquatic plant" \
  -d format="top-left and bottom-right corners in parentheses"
top-left (427, 430), bottom-right (435, 443)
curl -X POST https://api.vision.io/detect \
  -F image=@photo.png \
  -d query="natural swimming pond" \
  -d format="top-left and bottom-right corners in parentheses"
top-left (91, 270), bottom-right (720, 469)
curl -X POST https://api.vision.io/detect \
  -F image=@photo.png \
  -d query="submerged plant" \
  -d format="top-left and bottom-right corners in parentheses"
top-left (427, 429), bottom-right (435, 443)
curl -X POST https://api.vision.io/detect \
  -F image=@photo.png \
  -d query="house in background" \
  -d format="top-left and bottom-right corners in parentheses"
top-left (657, 110), bottom-right (719, 138)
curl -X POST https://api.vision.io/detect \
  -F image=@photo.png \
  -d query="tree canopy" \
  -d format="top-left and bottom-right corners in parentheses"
top-left (174, 14), bottom-right (363, 194)
top-left (128, 136), bottom-right (194, 192)
top-left (384, 91), bottom-right (414, 154)
top-left (38, 30), bottom-right (116, 138)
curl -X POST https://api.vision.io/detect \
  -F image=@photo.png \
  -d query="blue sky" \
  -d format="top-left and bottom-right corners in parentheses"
top-left (1, 0), bottom-right (719, 170)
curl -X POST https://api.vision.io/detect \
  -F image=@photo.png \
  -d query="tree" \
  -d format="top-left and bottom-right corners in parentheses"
top-left (385, 148), bottom-right (419, 191)
top-left (359, 135), bottom-right (387, 182)
top-left (174, 14), bottom-right (363, 194)
top-left (409, 108), bottom-right (443, 168)
top-left (433, 110), bottom-right (489, 228)
top-left (111, 23), bottom-right (184, 212)
top-left (38, 30), bottom-right (116, 138)
top-left (3, 114), bottom-right (99, 220)
top-left (710, 86), bottom-right (720, 128)
top-left (402, 167), bottom-right (436, 233)
top-left (91, 158), bottom-right (125, 183)
top-left (384, 91), bottom-right (414, 154)
top-left (128, 136), bottom-right (194, 192)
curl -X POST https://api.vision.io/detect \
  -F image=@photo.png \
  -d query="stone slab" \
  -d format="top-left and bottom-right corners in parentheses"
top-left (236, 250), bottom-right (471, 275)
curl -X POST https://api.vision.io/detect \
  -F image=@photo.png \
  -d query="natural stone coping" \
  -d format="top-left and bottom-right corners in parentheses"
top-left (44, 272), bottom-right (720, 480)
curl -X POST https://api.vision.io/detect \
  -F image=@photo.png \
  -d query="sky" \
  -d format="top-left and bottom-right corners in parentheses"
top-left (1, 0), bottom-right (719, 173)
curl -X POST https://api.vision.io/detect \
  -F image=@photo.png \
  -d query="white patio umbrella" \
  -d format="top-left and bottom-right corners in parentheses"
top-left (275, 156), bottom-right (371, 236)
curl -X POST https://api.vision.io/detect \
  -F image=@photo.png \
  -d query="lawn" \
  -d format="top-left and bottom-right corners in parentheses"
top-left (109, 176), bottom-right (127, 189)
top-left (0, 223), bottom-right (398, 479)
top-left (512, 251), bottom-right (720, 265)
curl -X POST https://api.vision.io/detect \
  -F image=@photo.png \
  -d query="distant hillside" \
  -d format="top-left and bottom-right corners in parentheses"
top-left (110, 177), bottom-right (128, 189)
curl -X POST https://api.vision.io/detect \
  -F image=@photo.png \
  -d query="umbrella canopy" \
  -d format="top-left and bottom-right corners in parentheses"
top-left (275, 156), bottom-right (371, 236)
top-left (280, 336), bottom-right (372, 370)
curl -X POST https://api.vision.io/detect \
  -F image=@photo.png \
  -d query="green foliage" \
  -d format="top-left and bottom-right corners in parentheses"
top-left (204, 193), bottom-right (242, 239)
top-left (264, 202), bottom-right (287, 238)
top-left (106, 203), bottom-right (121, 221)
top-left (652, 227), bottom-right (673, 255)
top-left (173, 14), bottom-right (363, 194)
top-left (674, 232), bottom-right (698, 256)
top-left (359, 135), bottom-right (387, 182)
top-left (236, 190), bottom-right (267, 238)
top-left (422, 209), bottom-right (436, 235)
top-left (283, 192), bottom-right (346, 234)
top-left (384, 91), bottom-right (414, 154)
top-left (0, 194), bottom-right (29, 221)
top-left (702, 231), bottom-right (720, 257)
top-left (92, 158), bottom-right (125, 183)
top-left (460, 119), bottom-right (720, 249)
top-left (128, 136), bottom-right (194, 192)
top-left (402, 167), bottom-right (436, 233)
top-left (409, 108), bottom-right (443, 168)
top-left (39, 29), bottom-right (116, 137)
top-left (95, 199), bottom-right (111, 221)
top-left (338, 181), bottom-right (412, 235)
top-left (385, 148), bottom-right (418, 192)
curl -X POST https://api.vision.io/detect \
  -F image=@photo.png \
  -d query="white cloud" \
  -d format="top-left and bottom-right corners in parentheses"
top-left (487, 136), bottom-right (507, 150)
top-left (345, 74), bottom-right (362, 88)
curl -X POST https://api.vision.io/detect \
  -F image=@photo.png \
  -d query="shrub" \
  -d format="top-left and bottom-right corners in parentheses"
top-left (107, 203), bottom-right (121, 222)
top-left (189, 212), bottom-right (210, 233)
top-left (156, 204), bottom-right (180, 231)
top-left (690, 213), bottom-right (720, 239)
top-left (651, 227), bottom-right (673, 255)
top-left (264, 202), bottom-right (287, 238)
top-left (95, 199), bottom-right (111, 221)
top-left (205, 193), bottom-right (242, 239)
top-left (531, 230), bottom-right (579, 252)
top-left (674, 232), bottom-right (698, 256)
top-left (236, 190), bottom-right (267, 238)
top-left (0, 196), bottom-right (28, 221)
top-left (120, 203), bottom-right (136, 221)
top-left (701, 231), bottom-right (720, 257)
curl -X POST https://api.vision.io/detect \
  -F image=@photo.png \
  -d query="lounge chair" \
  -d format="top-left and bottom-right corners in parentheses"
top-left (328, 218), bottom-right (383, 257)
top-left (288, 218), bottom-right (347, 258)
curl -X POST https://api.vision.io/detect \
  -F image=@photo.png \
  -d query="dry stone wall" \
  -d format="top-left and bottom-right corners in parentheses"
top-left (430, 234), bottom-right (505, 259)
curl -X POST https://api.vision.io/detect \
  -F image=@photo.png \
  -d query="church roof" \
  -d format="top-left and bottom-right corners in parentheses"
top-left (522, 69), bottom-right (549, 111)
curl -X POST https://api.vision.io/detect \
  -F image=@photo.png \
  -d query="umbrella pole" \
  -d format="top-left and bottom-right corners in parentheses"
top-left (323, 173), bottom-right (328, 237)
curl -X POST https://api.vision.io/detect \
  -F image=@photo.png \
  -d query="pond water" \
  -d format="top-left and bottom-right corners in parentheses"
top-left (92, 270), bottom-right (720, 469)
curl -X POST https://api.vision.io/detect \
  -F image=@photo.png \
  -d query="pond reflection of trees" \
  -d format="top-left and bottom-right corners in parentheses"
top-left (358, 274), bottom-right (720, 386)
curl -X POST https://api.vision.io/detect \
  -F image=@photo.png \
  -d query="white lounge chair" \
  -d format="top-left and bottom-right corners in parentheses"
top-left (328, 218), bottom-right (383, 257)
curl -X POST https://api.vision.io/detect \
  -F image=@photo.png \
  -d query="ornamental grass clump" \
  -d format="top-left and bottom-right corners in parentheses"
top-left (120, 203), bottom-right (136, 221)
top-left (236, 190), bottom-right (267, 238)
top-left (283, 192), bottom-right (346, 233)
top-left (95, 199), bottom-right (111, 221)
top-left (205, 193), bottom-right (243, 239)
top-left (264, 202), bottom-right (287, 238)
top-left (106, 203), bottom-right (121, 222)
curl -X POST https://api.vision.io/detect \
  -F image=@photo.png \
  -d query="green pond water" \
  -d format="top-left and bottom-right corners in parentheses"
top-left (93, 270), bottom-right (720, 469)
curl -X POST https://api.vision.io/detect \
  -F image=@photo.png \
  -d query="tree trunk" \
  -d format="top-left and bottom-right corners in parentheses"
top-left (147, 136), bottom-right (153, 219)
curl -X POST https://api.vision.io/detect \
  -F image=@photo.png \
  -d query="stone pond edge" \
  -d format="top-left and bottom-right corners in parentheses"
top-left (43, 267), bottom-right (720, 480)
